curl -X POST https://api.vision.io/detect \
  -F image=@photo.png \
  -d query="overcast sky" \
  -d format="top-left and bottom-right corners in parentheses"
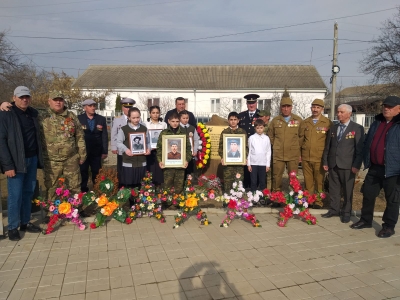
top-left (1, 0), bottom-right (398, 90)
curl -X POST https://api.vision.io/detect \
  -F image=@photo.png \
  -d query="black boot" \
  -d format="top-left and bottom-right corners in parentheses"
top-left (8, 229), bottom-right (21, 241)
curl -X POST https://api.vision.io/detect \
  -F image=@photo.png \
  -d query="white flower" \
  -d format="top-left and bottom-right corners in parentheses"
top-left (95, 197), bottom-right (99, 203)
top-left (198, 141), bottom-right (202, 145)
top-left (223, 223), bottom-right (228, 228)
top-left (237, 192), bottom-right (243, 198)
top-left (100, 208), bottom-right (105, 214)
top-left (174, 224), bottom-right (179, 228)
top-left (74, 193), bottom-right (79, 199)
top-left (105, 183), bottom-right (110, 190)
top-left (118, 210), bottom-right (122, 216)
top-left (298, 190), bottom-right (303, 195)
top-left (236, 211), bottom-right (242, 216)
top-left (186, 187), bottom-right (190, 191)
top-left (303, 202), bottom-right (308, 208)
top-left (289, 191), bottom-right (294, 196)
top-left (247, 191), bottom-right (253, 198)
top-left (289, 203), bottom-right (295, 209)
top-left (294, 208), bottom-right (300, 215)
top-left (140, 203), bottom-right (144, 208)
top-left (230, 189), bottom-right (234, 194)
top-left (253, 195), bottom-right (260, 202)
top-left (232, 182), bottom-right (237, 188)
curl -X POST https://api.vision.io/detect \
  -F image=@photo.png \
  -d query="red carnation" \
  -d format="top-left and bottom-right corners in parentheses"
top-left (125, 217), bottom-right (132, 224)
top-left (101, 175), bottom-right (106, 181)
top-left (262, 188), bottom-right (270, 196)
top-left (131, 190), bottom-right (137, 196)
top-left (227, 200), bottom-right (237, 210)
top-left (78, 192), bottom-right (84, 200)
top-left (90, 223), bottom-right (97, 229)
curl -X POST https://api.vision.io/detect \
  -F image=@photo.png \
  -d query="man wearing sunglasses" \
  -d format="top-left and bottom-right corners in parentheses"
top-left (39, 91), bottom-right (86, 200)
top-left (0, 86), bottom-right (43, 240)
top-left (78, 99), bottom-right (108, 193)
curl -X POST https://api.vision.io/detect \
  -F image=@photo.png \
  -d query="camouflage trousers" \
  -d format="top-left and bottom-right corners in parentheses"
top-left (223, 165), bottom-right (244, 193)
top-left (163, 168), bottom-right (185, 194)
top-left (44, 153), bottom-right (81, 200)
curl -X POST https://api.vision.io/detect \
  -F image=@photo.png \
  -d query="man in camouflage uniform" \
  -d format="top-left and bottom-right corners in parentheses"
top-left (219, 112), bottom-right (247, 193)
top-left (258, 110), bottom-right (271, 134)
top-left (39, 91), bottom-right (86, 199)
top-left (299, 99), bottom-right (332, 207)
top-left (156, 112), bottom-right (191, 194)
top-left (267, 94), bottom-right (303, 191)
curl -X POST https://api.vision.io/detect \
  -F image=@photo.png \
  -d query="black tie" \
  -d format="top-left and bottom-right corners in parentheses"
top-left (250, 113), bottom-right (254, 118)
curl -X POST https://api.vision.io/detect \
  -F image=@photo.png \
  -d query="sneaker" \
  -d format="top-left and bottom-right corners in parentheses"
top-left (20, 222), bottom-right (41, 233)
top-left (8, 229), bottom-right (21, 241)
top-left (378, 227), bottom-right (395, 238)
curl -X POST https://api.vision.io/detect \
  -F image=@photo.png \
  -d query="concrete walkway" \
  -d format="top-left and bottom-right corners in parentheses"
top-left (1, 212), bottom-right (400, 300)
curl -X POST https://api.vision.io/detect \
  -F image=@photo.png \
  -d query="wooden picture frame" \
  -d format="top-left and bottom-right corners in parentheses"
top-left (129, 132), bottom-right (147, 155)
top-left (162, 134), bottom-right (186, 168)
top-left (223, 133), bottom-right (246, 165)
top-left (149, 129), bottom-right (162, 149)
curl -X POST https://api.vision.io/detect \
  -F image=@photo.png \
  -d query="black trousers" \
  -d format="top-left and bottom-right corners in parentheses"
top-left (360, 164), bottom-right (400, 228)
top-left (243, 166), bottom-right (251, 188)
top-left (80, 155), bottom-right (102, 192)
top-left (117, 154), bottom-right (122, 186)
top-left (328, 166), bottom-right (355, 216)
top-left (250, 165), bottom-right (267, 191)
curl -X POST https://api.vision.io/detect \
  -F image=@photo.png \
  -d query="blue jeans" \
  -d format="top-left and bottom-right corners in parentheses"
top-left (7, 156), bottom-right (38, 230)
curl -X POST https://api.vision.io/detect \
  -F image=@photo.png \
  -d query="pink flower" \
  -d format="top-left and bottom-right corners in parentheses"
top-left (49, 205), bottom-right (55, 212)
top-left (320, 192), bottom-right (326, 199)
top-left (55, 188), bottom-right (63, 196)
top-left (63, 190), bottom-right (70, 197)
top-left (144, 192), bottom-right (149, 197)
top-left (209, 193), bottom-right (215, 199)
top-left (235, 173), bottom-right (241, 179)
top-left (79, 224), bottom-right (86, 230)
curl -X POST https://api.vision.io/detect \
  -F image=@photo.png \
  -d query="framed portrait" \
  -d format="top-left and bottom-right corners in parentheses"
top-left (162, 134), bottom-right (186, 168)
top-left (223, 134), bottom-right (246, 165)
top-left (129, 132), bottom-right (147, 155)
top-left (149, 129), bottom-right (162, 149)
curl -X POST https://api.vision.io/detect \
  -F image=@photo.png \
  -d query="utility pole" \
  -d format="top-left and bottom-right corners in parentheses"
top-left (330, 22), bottom-right (339, 121)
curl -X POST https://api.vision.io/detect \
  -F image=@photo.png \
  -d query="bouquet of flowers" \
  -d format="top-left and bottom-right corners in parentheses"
top-left (83, 177), bottom-right (131, 228)
top-left (196, 122), bottom-right (211, 169)
top-left (173, 175), bottom-right (211, 228)
top-left (34, 177), bottom-right (86, 234)
top-left (129, 172), bottom-right (166, 223)
top-left (197, 174), bottom-right (222, 201)
top-left (220, 174), bottom-right (261, 228)
top-left (269, 172), bottom-right (319, 227)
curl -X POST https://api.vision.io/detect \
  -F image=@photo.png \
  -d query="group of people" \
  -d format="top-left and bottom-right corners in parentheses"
top-left (0, 86), bottom-right (399, 241)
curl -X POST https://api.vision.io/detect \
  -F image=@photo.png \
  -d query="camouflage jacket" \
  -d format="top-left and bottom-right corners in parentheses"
top-left (156, 126), bottom-right (192, 163)
top-left (39, 108), bottom-right (87, 162)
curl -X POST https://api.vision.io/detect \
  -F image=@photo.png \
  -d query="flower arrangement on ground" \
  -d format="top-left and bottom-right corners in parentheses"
top-left (268, 172), bottom-right (319, 227)
top-left (83, 176), bottom-right (131, 228)
top-left (220, 174), bottom-right (262, 228)
top-left (197, 174), bottom-right (222, 201)
top-left (34, 177), bottom-right (86, 234)
top-left (196, 122), bottom-right (211, 169)
top-left (129, 172), bottom-right (167, 223)
top-left (173, 175), bottom-right (211, 228)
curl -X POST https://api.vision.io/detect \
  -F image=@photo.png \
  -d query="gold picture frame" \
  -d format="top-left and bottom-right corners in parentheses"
top-left (162, 134), bottom-right (186, 168)
top-left (223, 133), bottom-right (246, 165)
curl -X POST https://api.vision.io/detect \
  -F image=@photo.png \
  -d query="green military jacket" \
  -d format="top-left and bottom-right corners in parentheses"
top-left (218, 127), bottom-right (248, 159)
top-left (267, 113), bottom-right (303, 161)
top-left (299, 114), bottom-right (333, 162)
top-left (39, 108), bottom-right (87, 162)
top-left (156, 126), bottom-right (192, 164)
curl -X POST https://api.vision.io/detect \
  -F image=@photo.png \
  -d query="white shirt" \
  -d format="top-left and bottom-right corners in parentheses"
top-left (145, 120), bottom-right (167, 130)
top-left (336, 119), bottom-right (351, 135)
top-left (247, 133), bottom-right (272, 167)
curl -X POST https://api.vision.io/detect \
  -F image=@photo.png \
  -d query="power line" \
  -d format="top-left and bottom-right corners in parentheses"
top-left (0, 0), bottom-right (103, 9)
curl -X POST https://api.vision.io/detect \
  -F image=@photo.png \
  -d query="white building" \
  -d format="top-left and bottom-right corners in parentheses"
top-left (73, 65), bottom-right (327, 121)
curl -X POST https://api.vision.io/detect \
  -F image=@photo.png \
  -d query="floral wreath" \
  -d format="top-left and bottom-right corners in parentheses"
top-left (266, 172), bottom-right (321, 227)
top-left (220, 174), bottom-right (262, 228)
top-left (83, 176), bottom-right (131, 228)
top-left (34, 177), bottom-right (86, 234)
top-left (129, 172), bottom-right (167, 223)
top-left (196, 122), bottom-right (211, 169)
top-left (172, 175), bottom-right (211, 228)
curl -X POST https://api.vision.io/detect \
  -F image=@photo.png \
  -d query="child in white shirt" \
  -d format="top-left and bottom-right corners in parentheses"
top-left (247, 119), bottom-right (271, 191)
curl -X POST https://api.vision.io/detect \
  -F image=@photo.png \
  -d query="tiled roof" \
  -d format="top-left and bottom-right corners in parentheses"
top-left (73, 65), bottom-right (327, 90)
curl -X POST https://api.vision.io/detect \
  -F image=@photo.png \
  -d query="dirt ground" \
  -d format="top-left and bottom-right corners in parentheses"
top-left (0, 165), bottom-right (387, 212)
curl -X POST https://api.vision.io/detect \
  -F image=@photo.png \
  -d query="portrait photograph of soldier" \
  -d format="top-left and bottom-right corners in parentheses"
top-left (224, 134), bottom-right (246, 165)
top-left (149, 129), bottom-right (162, 149)
top-left (129, 133), bottom-right (146, 155)
top-left (162, 135), bottom-right (186, 168)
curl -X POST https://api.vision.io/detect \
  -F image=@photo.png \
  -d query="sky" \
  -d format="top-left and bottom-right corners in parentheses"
top-left (1, 0), bottom-right (399, 91)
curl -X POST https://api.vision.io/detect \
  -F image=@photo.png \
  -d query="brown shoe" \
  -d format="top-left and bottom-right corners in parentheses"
top-left (378, 227), bottom-right (395, 238)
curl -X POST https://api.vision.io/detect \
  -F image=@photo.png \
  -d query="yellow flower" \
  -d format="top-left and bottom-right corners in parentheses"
top-left (202, 129), bottom-right (207, 133)
top-left (130, 212), bottom-right (136, 217)
top-left (204, 133), bottom-right (210, 137)
top-left (179, 202), bottom-right (185, 207)
top-left (206, 144), bottom-right (211, 148)
top-left (147, 196), bottom-right (152, 201)
top-left (204, 220), bottom-right (209, 225)
top-left (58, 202), bottom-right (71, 214)
top-left (185, 197), bottom-right (198, 208)
top-left (198, 163), bottom-right (203, 168)
top-left (97, 195), bottom-right (109, 207)
top-left (203, 159), bottom-right (207, 164)
top-left (298, 195), bottom-right (303, 199)
top-left (204, 155), bottom-right (209, 160)
top-left (206, 149), bottom-right (210, 154)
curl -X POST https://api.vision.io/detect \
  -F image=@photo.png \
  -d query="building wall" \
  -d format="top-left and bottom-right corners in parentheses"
top-left (96, 88), bottom-right (326, 119)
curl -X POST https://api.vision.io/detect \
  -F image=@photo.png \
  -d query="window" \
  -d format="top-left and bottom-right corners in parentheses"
top-left (147, 98), bottom-right (160, 108)
top-left (211, 98), bottom-right (220, 113)
top-left (257, 99), bottom-right (271, 111)
top-left (364, 114), bottom-right (375, 128)
top-left (232, 99), bottom-right (242, 112)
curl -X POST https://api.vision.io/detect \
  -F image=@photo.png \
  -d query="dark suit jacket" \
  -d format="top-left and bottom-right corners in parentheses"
top-left (239, 109), bottom-right (260, 139)
top-left (227, 151), bottom-right (241, 158)
top-left (322, 120), bottom-right (364, 170)
top-left (78, 113), bottom-right (108, 156)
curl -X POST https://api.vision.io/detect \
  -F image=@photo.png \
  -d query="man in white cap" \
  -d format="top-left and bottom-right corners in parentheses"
top-left (111, 98), bottom-right (136, 185)
top-left (0, 86), bottom-right (43, 240)
top-left (78, 99), bottom-right (108, 193)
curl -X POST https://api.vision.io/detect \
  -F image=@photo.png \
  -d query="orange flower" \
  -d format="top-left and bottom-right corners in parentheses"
top-left (58, 202), bottom-right (71, 214)
top-left (58, 178), bottom-right (65, 183)
top-left (103, 201), bottom-right (118, 216)
top-left (97, 195), bottom-right (109, 207)
top-left (185, 197), bottom-right (198, 208)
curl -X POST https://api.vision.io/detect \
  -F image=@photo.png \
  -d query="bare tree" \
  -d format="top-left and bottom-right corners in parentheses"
top-left (270, 91), bottom-right (281, 117)
top-left (137, 93), bottom-right (175, 116)
top-left (359, 7), bottom-right (400, 87)
top-left (292, 94), bottom-right (313, 119)
top-left (219, 97), bottom-right (234, 118)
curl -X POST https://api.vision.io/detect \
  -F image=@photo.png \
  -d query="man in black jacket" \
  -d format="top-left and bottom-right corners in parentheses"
top-left (78, 99), bottom-right (108, 192)
top-left (164, 97), bottom-right (196, 127)
top-left (0, 86), bottom-right (43, 241)
top-left (351, 96), bottom-right (400, 238)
